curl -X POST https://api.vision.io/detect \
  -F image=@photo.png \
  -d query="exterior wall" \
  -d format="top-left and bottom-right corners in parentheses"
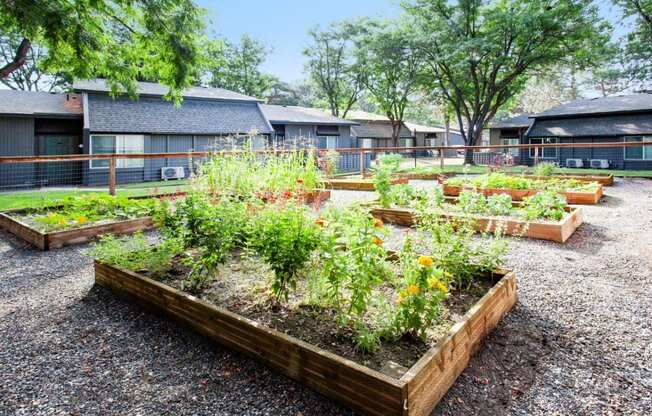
top-left (0, 116), bottom-right (36, 189)
top-left (521, 136), bottom-right (652, 170)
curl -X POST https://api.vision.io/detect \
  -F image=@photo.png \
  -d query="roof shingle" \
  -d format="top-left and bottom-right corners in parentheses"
top-left (534, 94), bottom-right (652, 118)
top-left (260, 104), bottom-right (357, 125)
top-left (0, 90), bottom-right (82, 117)
top-left (528, 113), bottom-right (652, 137)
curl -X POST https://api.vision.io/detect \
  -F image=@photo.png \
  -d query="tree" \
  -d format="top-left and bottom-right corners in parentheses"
top-left (265, 79), bottom-right (320, 107)
top-left (304, 23), bottom-right (365, 118)
top-left (206, 34), bottom-right (274, 98)
top-left (0, 31), bottom-right (69, 91)
top-left (406, 0), bottom-right (610, 164)
top-left (616, 0), bottom-right (652, 87)
top-left (354, 20), bottom-right (426, 147)
top-left (0, 0), bottom-right (205, 101)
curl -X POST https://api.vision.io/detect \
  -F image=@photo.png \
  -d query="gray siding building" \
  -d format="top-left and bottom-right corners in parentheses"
top-left (489, 94), bottom-right (652, 170)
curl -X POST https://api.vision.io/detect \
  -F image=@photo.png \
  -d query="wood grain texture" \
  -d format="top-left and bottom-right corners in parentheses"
top-left (442, 184), bottom-right (604, 205)
top-left (370, 206), bottom-right (583, 243)
top-left (324, 177), bottom-right (409, 191)
top-left (94, 262), bottom-right (517, 416)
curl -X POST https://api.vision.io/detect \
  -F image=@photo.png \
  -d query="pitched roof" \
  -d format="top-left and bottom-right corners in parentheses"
top-left (404, 121), bottom-right (463, 135)
top-left (74, 79), bottom-right (261, 103)
top-left (260, 104), bottom-right (357, 125)
top-left (351, 121), bottom-right (413, 139)
top-left (86, 94), bottom-right (273, 135)
top-left (533, 94), bottom-right (652, 118)
top-left (528, 114), bottom-right (652, 137)
top-left (0, 90), bottom-right (82, 118)
top-left (490, 113), bottom-right (534, 129)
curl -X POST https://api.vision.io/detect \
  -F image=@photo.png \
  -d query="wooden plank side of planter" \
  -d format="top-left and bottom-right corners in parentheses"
top-left (94, 262), bottom-right (407, 416)
top-left (47, 217), bottom-right (155, 249)
top-left (370, 207), bottom-right (583, 243)
top-left (402, 272), bottom-right (517, 416)
top-left (513, 174), bottom-right (614, 186)
top-left (443, 184), bottom-right (603, 205)
top-left (0, 212), bottom-right (47, 250)
top-left (324, 178), bottom-right (409, 191)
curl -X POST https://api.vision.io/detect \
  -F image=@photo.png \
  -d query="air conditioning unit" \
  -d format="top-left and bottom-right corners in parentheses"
top-left (161, 166), bottom-right (185, 180)
top-left (566, 158), bottom-right (584, 168)
top-left (590, 159), bottom-right (609, 169)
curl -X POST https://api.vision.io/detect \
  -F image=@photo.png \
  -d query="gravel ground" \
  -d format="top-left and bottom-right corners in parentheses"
top-left (1, 179), bottom-right (651, 416)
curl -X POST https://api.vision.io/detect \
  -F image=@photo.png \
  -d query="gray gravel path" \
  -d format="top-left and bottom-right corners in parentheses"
top-left (1, 178), bottom-right (651, 415)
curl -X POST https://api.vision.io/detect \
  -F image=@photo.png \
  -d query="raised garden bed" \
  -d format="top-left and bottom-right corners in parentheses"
top-left (324, 177), bottom-right (409, 191)
top-left (442, 184), bottom-right (604, 205)
top-left (94, 260), bottom-right (517, 416)
top-left (0, 193), bottom-right (175, 250)
top-left (370, 204), bottom-right (583, 243)
top-left (511, 173), bottom-right (614, 186)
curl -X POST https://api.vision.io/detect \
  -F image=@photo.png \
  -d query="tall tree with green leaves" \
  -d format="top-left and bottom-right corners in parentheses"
top-left (206, 34), bottom-right (274, 98)
top-left (616, 0), bottom-right (652, 86)
top-left (354, 20), bottom-right (426, 147)
top-left (0, 0), bottom-right (205, 101)
top-left (0, 31), bottom-right (69, 91)
top-left (406, 0), bottom-right (610, 164)
top-left (304, 23), bottom-right (365, 118)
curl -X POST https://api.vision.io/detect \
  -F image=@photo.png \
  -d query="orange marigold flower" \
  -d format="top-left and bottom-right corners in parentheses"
top-left (296, 178), bottom-right (305, 185)
top-left (76, 216), bottom-right (88, 224)
top-left (427, 277), bottom-right (448, 293)
top-left (407, 284), bottom-right (420, 295)
top-left (373, 218), bottom-right (384, 229)
top-left (315, 218), bottom-right (329, 227)
top-left (372, 236), bottom-right (383, 246)
top-left (418, 255), bottom-right (434, 267)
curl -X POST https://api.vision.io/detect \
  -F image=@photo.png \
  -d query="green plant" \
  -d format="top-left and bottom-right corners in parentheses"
top-left (486, 194), bottom-right (514, 216)
top-left (248, 203), bottom-right (321, 302)
top-left (534, 162), bottom-right (558, 177)
top-left (376, 153), bottom-right (403, 172)
top-left (373, 165), bottom-right (394, 208)
top-left (88, 232), bottom-right (182, 277)
top-left (457, 190), bottom-right (487, 214)
top-left (521, 191), bottom-right (567, 221)
top-left (156, 193), bottom-right (249, 291)
top-left (392, 241), bottom-right (449, 340)
top-left (388, 184), bottom-right (426, 207)
top-left (446, 172), bottom-right (600, 193)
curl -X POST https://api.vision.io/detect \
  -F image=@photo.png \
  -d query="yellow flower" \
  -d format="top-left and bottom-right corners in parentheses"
top-left (418, 255), bottom-right (434, 267)
top-left (372, 236), bottom-right (383, 246)
top-left (373, 218), bottom-right (384, 229)
top-left (76, 216), bottom-right (88, 224)
top-left (407, 284), bottom-right (420, 296)
top-left (57, 219), bottom-right (66, 225)
top-left (428, 277), bottom-right (448, 294)
top-left (396, 290), bottom-right (407, 305)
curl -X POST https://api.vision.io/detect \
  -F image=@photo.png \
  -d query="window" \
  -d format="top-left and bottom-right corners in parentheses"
top-left (501, 138), bottom-right (520, 156)
top-left (359, 138), bottom-right (373, 149)
top-left (529, 138), bottom-right (558, 159)
top-left (401, 138), bottom-right (415, 148)
top-left (319, 136), bottom-right (339, 149)
top-left (624, 136), bottom-right (652, 160)
top-left (90, 135), bottom-right (144, 169)
top-left (250, 135), bottom-right (267, 150)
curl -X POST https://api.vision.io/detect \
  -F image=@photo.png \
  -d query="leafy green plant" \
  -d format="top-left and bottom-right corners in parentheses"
top-left (521, 191), bottom-right (567, 221)
top-left (486, 194), bottom-right (514, 216)
top-left (534, 162), bottom-right (558, 177)
top-left (457, 190), bottom-right (487, 214)
top-left (248, 203), bottom-right (321, 302)
top-left (392, 241), bottom-right (449, 340)
top-left (28, 194), bottom-right (158, 232)
top-left (373, 165), bottom-right (394, 208)
top-left (388, 184), bottom-right (427, 207)
top-left (446, 172), bottom-right (600, 193)
top-left (88, 232), bottom-right (182, 276)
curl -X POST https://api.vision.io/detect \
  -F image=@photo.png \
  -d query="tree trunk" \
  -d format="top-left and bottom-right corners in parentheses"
top-left (463, 123), bottom-right (482, 165)
top-left (391, 120), bottom-right (401, 148)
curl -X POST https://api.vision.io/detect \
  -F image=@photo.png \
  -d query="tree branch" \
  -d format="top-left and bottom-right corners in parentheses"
top-left (0, 38), bottom-right (31, 79)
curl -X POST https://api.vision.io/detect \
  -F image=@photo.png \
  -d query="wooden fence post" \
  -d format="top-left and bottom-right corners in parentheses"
top-left (440, 148), bottom-right (445, 171)
top-left (108, 157), bottom-right (116, 196)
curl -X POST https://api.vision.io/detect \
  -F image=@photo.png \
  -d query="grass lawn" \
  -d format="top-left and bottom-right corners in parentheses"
top-left (0, 180), bottom-right (191, 211)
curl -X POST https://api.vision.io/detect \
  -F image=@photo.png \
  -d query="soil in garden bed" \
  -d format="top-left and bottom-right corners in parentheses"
top-left (139, 250), bottom-right (496, 372)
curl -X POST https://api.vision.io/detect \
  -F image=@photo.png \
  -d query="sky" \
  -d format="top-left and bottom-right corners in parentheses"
top-left (197, 0), bottom-right (402, 83)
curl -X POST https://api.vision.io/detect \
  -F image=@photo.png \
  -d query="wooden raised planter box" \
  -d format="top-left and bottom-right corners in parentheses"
top-left (324, 177), bottom-right (409, 191)
top-left (94, 261), bottom-right (517, 416)
top-left (442, 184), bottom-right (604, 205)
top-left (512, 174), bottom-right (614, 186)
top-left (370, 205), bottom-right (583, 243)
top-left (0, 211), bottom-right (155, 251)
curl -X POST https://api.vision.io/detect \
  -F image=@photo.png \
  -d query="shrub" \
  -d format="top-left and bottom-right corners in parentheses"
top-left (534, 162), bottom-right (557, 177)
top-left (486, 194), bottom-right (514, 216)
top-left (521, 191), bottom-right (567, 221)
top-left (457, 191), bottom-right (488, 214)
top-left (248, 203), bottom-right (321, 302)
